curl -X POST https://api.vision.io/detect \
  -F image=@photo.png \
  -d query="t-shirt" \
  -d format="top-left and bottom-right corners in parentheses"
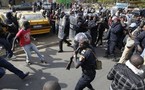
top-left (16, 29), bottom-right (31, 46)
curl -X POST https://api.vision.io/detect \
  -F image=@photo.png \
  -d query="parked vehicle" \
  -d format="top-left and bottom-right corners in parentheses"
top-left (17, 11), bottom-right (51, 35)
top-left (42, 2), bottom-right (52, 10)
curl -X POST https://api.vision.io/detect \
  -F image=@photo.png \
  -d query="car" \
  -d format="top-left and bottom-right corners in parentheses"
top-left (113, 0), bottom-right (129, 9)
top-left (12, 3), bottom-right (32, 11)
top-left (17, 11), bottom-right (51, 35)
top-left (42, 2), bottom-right (52, 10)
top-left (115, 3), bottom-right (128, 9)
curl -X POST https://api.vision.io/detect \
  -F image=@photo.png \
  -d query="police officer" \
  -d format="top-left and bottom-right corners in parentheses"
top-left (58, 14), bottom-right (72, 52)
top-left (73, 39), bottom-right (96, 90)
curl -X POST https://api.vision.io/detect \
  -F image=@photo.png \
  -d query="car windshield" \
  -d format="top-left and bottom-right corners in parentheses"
top-left (23, 14), bottom-right (44, 20)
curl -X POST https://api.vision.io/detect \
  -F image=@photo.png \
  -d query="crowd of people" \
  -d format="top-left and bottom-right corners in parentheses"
top-left (1, 1), bottom-right (145, 90)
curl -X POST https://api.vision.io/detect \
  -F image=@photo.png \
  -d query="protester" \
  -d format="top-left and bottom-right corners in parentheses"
top-left (118, 22), bottom-right (144, 63)
top-left (12, 21), bottom-right (47, 65)
top-left (104, 16), bottom-right (123, 61)
top-left (107, 54), bottom-right (145, 90)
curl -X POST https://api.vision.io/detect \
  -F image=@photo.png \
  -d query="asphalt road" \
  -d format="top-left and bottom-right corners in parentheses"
top-left (0, 33), bottom-right (117, 90)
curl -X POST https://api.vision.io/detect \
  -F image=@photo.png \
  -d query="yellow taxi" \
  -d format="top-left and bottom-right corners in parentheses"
top-left (17, 11), bottom-right (51, 35)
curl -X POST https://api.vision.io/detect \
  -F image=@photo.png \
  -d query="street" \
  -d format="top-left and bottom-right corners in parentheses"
top-left (0, 0), bottom-right (144, 89)
top-left (0, 34), bottom-right (116, 90)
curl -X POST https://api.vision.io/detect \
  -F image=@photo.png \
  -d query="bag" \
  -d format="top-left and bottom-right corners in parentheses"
top-left (89, 49), bottom-right (102, 70)
top-left (95, 60), bottom-right (102, 70)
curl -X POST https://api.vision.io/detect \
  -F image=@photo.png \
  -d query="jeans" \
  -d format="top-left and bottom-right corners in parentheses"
top-left (22, 43), bottom-right (44, 62)
top-left (106, 40), bottom-right (117, 56)
top-left (0, 57), bottom-right (25, 78)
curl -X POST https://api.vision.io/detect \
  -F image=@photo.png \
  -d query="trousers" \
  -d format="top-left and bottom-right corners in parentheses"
top-left (106, 40), bottom-right (117, 56)
top-left (119, 45), bottom-right (134, 63)
top-left (59, 34), bottom-right (71, 51)
top-left (0, 57), bottom-right (25, 78)
top-left (75, 70), bottom-right (96, 90)
top-left (22, 43), bottom-right (44, 62)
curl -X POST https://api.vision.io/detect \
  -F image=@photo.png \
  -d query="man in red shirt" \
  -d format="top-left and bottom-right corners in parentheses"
top-left (12, 21), bottom-right (47, 65)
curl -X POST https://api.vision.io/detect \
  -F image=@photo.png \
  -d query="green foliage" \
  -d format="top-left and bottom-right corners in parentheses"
top-left (138, 3), bottom-right (145, 8)
top-left (97, 0), bottom-right (115, 3)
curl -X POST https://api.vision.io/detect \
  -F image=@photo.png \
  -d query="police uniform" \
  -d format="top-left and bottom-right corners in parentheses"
top-left (75, 48), bottom-right (96, 90)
